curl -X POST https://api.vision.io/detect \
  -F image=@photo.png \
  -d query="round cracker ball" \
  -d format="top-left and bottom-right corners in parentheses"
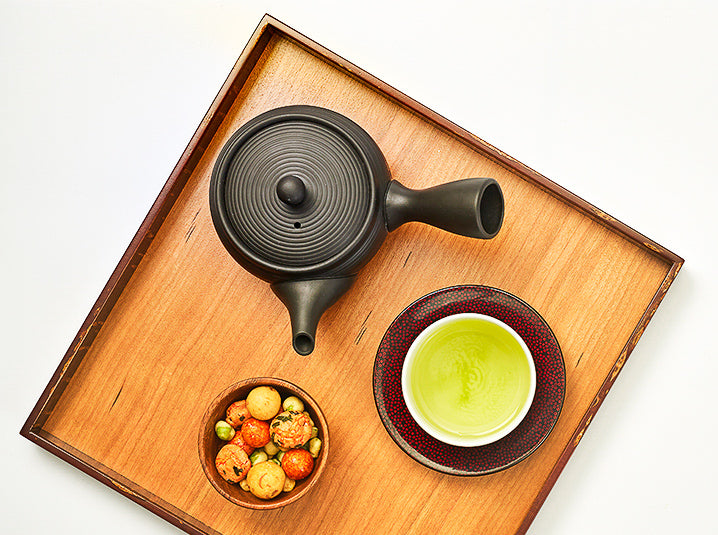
top-left (246, 386), bottom-right (281, 420)
top-left (228, 430), bottom-right (255, 456)
top-left (270, 411), bottom-right (313, 450)
top-left (281, 448), bottom-right (314, 480)
top-left (246, 461), bottom-right (285, 500)
top-left (226, 400), bottom-right (251, 429)
top-left (241, 417), bottom-right (271, 448)
top-left (215, 444), bottom-right (251, 483)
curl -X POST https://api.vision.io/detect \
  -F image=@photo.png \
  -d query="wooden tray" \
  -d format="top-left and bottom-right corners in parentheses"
top-left (21, 15), bottom-right (683, 535)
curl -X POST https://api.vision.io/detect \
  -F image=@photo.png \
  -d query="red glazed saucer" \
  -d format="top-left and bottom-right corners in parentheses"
top-left (372, 285), bottom-right (565, 476)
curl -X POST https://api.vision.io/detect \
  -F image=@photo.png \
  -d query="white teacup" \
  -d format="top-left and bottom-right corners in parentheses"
top-left (402, 313), bottom-right (536, 447)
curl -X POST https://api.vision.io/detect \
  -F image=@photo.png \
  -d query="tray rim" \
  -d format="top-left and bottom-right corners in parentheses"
top-left (20, 13), bottom-right (684, 535)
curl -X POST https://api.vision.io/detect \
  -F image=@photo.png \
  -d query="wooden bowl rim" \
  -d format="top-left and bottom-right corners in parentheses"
top-left (198, 377), bottom-right (329, 510)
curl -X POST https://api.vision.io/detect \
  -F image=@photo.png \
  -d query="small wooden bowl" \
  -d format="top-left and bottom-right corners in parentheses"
top-left (198, 377), bottom-right (329, 510)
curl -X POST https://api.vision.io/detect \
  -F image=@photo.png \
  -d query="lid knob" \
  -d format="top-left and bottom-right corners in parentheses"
top-left (276, 175), bottom-right (306, 206)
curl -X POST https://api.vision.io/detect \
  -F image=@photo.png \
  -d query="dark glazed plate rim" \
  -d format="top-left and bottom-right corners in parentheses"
top-left (372, 285), bottom-right (566, 476)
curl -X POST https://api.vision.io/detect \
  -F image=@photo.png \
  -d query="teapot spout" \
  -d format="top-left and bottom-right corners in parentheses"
top-left (271, 276), bottom-right (357, 355)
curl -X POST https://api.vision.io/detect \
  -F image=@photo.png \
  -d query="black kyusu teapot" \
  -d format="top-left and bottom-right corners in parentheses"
top-left (209, 105), bottom-right (504, 355)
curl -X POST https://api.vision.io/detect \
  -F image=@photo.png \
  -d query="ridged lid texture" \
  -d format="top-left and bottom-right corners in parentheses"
top-left (217, 114), bottom-right (373, 269)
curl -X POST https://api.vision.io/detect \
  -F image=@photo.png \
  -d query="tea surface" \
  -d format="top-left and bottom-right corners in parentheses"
top-left (407, 317), bottom-right (533, 440)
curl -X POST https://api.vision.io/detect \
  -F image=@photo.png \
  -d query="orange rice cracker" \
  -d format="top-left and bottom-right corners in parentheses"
top-left (270, 411), bottom-right (313, 450)
top-left (215, 444), bottom-right (251, 483)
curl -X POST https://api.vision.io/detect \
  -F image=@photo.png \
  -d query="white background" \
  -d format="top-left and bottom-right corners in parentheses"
top-left (2, 1), bottom-right (716, 533)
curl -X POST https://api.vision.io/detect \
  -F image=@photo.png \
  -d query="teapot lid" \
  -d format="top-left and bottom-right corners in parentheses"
top-left (210, 106), bottom-right (388, 282)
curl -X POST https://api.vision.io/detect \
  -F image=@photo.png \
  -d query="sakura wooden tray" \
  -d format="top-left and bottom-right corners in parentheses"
top-left (21, 15), bottom-right (683, 535)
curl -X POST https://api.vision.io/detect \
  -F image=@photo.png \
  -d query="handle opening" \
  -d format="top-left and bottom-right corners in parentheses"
top-left (479, 182), bottom-right (503, 237)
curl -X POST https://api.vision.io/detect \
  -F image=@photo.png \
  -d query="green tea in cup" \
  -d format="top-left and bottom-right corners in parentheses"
top-left (401, 313), bottom-right (535, 447)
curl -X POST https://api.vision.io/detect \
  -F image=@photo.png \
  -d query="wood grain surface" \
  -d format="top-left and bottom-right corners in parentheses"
top-left (23, 16), bottom-right (682, 535)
